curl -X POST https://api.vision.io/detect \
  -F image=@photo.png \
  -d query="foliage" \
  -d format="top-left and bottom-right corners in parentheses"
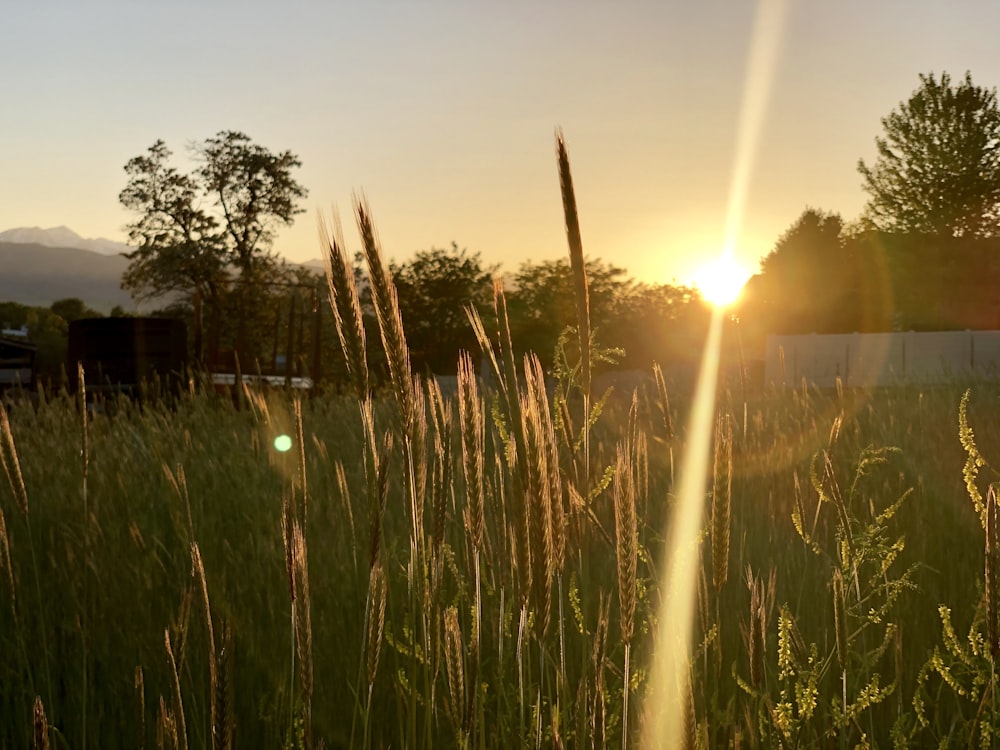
top-left (506, 257), bottom-right (706, 371)
top-left (749, 209), bottom-right (854, 334)
top-left (119, 139), bottom-right (228, 304)
top-left (119, 132), bottom-right (307, 366)
top-left (390, 243), bottom-right (496, 375)
top-left (858, 71), bottom-right (1000, 238)
top-left (49, 297), bottom-right (101, 323)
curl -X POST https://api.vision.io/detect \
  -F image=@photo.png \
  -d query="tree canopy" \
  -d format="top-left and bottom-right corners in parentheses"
top-left (391, 243), bottom-right (497, 375)
top-left (119, 132), bottom-right (308, 366)
top-left (120, 132), bottom-right (306, 290)
top-left (858, 71), bottom-right (1000, 237)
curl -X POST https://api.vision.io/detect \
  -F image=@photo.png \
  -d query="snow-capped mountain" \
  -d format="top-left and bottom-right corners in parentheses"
top-left (0, 226), bottom-right (130, 256)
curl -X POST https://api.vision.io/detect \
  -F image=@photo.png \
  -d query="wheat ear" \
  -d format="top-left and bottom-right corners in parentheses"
top-left (712, 413), bottom-right (733, 592)
top-left (355, 197), bottom-right (413, 430)
top-left (319, 209), bottom-right (369, 399)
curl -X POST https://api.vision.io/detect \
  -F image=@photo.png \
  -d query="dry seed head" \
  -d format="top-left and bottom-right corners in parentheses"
top-left (292, 521), bottom-right (314, 710)
top-left (652, 361), bottom-right (674, 441)
top-left (33, 696), bottom-right (50, 750)
top-left (987, 484), bottom-right (999, 664)
top-left (457, 351), bottom-right (485, 552)
top-left (319, 209), bottom-right (369, 399)
top-left (555, 130), bottom-right (591, 396)
top-left (281, 493), bottom-right (296, 602)
top-left (135, 666), bottom-right (145, 748)
top-left (190, 543), bottom-right (218, 743)
top-left (366, 560), bottom-right (387, 686)
top-left (0, 405), bottom-right (28, 516)
top-left (214, 624), bottom-right (234, 750)
top-left (832, 568), bottom-right (847, 672)
top-left (712, 413), bottom-right (733, 592)
top-left (746, 566), bottom-right (765, 689)
top-left (164, 629), bottom-right (189, 750)
top-left (522, 357), bottom-right (554, 634)
top-left (157, 696), bottom-right (177, 750)
top-left (0, 508), bottom-right (14, 610)
top-left (613, 447), bottom-right (637, 646)
top-left (355, 198), bottom-right (414, 430)
top-left (443, 606), bottom-right (467, 733)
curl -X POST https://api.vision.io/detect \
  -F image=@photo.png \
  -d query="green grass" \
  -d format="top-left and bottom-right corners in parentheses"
top-left (0, 372), bottom-right (998, 747)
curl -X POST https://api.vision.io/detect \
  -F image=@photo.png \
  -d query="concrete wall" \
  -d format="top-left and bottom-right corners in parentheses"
top-left (765, 330), bottom-right (1000, 387)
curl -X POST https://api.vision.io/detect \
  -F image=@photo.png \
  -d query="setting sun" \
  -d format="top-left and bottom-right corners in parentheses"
top-left (692, 254), bottom-right (751, 307)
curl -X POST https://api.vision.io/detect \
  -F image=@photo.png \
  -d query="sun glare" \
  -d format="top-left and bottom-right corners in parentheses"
top-left (692, 254), bottom-right (751, 307)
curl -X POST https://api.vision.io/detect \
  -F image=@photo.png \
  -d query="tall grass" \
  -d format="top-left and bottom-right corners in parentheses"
top-left (1, 140), bottom-right (1000, 747)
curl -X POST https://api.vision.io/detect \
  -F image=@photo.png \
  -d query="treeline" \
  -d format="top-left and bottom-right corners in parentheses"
top-left (0, 298), bottom-right (114, 382)
top-left (168, 245), bottom-right (711, 383)
top-left (1, 249), bottom-right (712, 388)
top-left (738, 209), bottom-right (1000, 346)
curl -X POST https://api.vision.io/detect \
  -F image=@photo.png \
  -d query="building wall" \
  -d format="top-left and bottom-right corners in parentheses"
top-left (765, 330), bottom-right (1000, 387)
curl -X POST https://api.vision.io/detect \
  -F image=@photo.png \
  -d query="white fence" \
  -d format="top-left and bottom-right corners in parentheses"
top-left (765, 330), bottom-right (1000, 388)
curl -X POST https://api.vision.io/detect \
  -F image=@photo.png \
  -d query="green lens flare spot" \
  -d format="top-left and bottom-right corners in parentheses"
top-left (273, 434), bottom-right (293, 453)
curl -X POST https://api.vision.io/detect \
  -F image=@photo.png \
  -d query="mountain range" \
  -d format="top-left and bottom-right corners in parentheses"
top-left (0, 226), bottom-right (131, 256)
top-left (0, 227), bottom-right (325, 314)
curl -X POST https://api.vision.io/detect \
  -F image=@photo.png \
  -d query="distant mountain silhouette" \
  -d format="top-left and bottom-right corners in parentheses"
top-left (0, 242), bottom-right (135, 313)
top-left (1, 238), bottom-right (326, 314)
top-left (0, 226), bottom-right (130, 256)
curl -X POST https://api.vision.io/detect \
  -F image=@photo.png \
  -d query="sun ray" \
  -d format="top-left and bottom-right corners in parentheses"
top-left (642, 1), bottom-right (790, 746)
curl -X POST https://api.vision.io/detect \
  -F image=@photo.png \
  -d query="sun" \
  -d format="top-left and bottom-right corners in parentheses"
top-left (692, 254), bottom-right (751, 308)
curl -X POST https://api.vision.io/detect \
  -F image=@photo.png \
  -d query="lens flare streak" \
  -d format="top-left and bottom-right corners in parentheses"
top-left (642, 0), bottom-right (789, 745)
top-left (642, 310), bottom-right (723, 747)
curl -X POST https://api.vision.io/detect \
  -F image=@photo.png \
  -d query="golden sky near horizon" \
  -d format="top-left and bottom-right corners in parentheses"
top-left (3, 1), bottom-right (1000, 290)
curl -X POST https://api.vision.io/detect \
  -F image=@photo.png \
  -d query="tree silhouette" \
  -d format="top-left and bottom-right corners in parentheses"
top-left (858, 72), bottom-right (1000, 237)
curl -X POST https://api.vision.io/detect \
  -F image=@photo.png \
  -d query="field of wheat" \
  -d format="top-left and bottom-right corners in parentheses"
top-left (3, 140), bottom-right (1000, 749)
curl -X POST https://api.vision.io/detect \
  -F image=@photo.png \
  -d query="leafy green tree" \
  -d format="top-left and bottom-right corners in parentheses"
top-left (858, 72), bottom-right (1000, 237)
top-left (391, 243), bottom-right (497, 374)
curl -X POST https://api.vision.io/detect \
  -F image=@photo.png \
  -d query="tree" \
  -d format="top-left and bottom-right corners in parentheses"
top-left (858, 71), bottom-right (1000, 237)
top-left (120, 132), bottom-right (307, 365)
top-left (745, 209), bottom-right (856, 334)
top-left (196, 131), bottom-right (308, 278)
top-left (50, 297), bottom-right (101, 324)
top-left (507, 257), bottom-right (633, 369)
top-left (119, 139), bottom-right (227, 304)
top-left (391, 243), bottom-right (497, 374)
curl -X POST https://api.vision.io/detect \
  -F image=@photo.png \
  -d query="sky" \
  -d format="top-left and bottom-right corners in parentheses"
top-left (3, 0), bottom-right (1000, 290)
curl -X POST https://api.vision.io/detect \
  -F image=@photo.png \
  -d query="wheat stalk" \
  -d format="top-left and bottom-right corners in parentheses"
top-left (613, 436), bottom-right (638, 749)
top-left (987, 484), bottom-right (999, 663)
top-left (190, 544), bottom-right (218, 749)
top-left (0, 404), bottom-right (27, 515)
top-left (134, 667), bottom-right (145, 750)
top-left (443, 606), bottom-right (467, 741)
top-left (355, 197), bottom-right (414, 432)
top-left (32, 696), bottom-right (50, 750)
top-left (555, 130), bottom-right (591, 399)
top-left (214, 624), bottom-right (234, 750)
top-left (292, 521), bottom-right (313, 746)
top-left (457, 351), bottom-right (485, 553)
top-left (712, 413), bottom-right (733, 593)
top-left (832, 568), bottom-right (848, 673)
top-left (319, 209), bottom-right (369, 399)
top-left (164, 629), bottom-right (188, 750)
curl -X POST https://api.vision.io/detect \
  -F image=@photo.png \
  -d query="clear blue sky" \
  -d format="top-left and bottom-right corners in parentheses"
top-left (3, 0), bottom-right (1000, 287)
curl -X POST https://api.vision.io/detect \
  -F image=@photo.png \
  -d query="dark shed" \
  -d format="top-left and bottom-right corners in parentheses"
top-left (67, 318), bottom-right (187, 393)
